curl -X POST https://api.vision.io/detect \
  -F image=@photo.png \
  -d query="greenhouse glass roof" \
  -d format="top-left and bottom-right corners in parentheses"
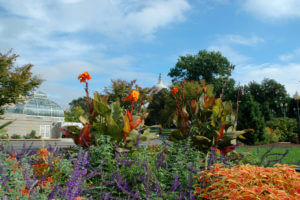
top-left (5, 91), bottom-right (64, 120)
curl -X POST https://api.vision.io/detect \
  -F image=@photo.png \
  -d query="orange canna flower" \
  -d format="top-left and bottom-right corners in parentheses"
top-left (132, 90), bottom-right (139, 101)
top-left (78, 71), bottom-right (91, 83)
top-left (171, 87), bottom-right (178, 95)
top-left (203, 87), bottom-right (207, 93)
top-left (123, 90), bottom-right (140, 102)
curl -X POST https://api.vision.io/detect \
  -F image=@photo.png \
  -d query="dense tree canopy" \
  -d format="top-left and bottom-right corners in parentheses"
top-left (168, 50), bottom-right (232, 83)
top-left (238, 93), bottom-right (266, 145)
top-left (245, 78), bottom-right (290, 119)
top-left (0, 51), bottom-right (42, 114)
top-left (145, 88), bottom-right (173, 127)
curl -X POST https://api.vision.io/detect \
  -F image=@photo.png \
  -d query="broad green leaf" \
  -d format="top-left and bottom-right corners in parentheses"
top-left (195, 136), bottom-right (211, 142)
top-left (79, 116), bottom-right (88, 124)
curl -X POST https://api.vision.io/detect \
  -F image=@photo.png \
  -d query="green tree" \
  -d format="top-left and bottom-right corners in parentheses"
top-left (146, 88), bottom-right (173, 127)
top-left (65, 106), bottom-right (85, 122)
top-left (237, 93), bottom-right (266, 145)
top-left (0, 51), bottom-right (42, 114)
top-left (246, 79), bottom-right (289, 118)
top-left (104, 79), bottom-right (136, 110)
top-left (168, 50), bottom-right (232, 83)
top-left (68, 96), bottom-right (92, 114)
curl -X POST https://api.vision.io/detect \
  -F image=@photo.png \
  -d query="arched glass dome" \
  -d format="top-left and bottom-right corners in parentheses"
top-left (5, 91), bottom-right (64, 120)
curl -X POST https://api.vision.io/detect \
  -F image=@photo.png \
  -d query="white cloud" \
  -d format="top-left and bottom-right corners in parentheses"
top-left (279, 48), bottom-right (300, 62)
top-left (208, 45), bottom-right (250, 64)
top-left (0, 0), bottom-right (191, 107)
top-left (233, 63), bottom-right (300, 96)
top-left (217, 34), bottom-right (264, 46)
top-left (242, 0), bottom-right (300, 20)
top-left (0, 0), bottom-right (190, 39)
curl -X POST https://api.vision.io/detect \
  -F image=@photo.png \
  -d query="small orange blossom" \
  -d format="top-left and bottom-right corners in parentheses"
top-left (78, 71), bottom-right (91, 83)
top-left (171, 87), bottom-right (178, 95)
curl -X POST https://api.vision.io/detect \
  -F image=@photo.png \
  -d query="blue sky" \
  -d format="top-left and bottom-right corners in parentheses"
top-left (0, 0), bottom-right (300, 108)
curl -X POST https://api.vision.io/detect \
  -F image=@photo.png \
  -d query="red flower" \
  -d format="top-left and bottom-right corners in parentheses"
top-left (78, 71), bottom-right (91, 83)
top-left (123, 90), bottom-right (140, 102)
top-left (171, 87), bottom-right (178, 95)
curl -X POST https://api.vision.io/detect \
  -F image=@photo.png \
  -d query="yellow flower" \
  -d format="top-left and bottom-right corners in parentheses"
top-left (123, 90), bottom-right (140, 102)
top-left (132, 90), bottom-right (139, 101)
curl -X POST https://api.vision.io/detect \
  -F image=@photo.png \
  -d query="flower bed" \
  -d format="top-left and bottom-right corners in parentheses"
top-left (1, 139), bottom-right (300, 200)
top-left (194, 163), bottom-right (300, 200)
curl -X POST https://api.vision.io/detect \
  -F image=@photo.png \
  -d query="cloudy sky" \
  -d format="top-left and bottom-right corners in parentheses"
top-left (0, 0), bottom-right (300, 108)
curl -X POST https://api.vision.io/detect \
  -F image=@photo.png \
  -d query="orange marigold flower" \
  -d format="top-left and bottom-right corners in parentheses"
top-left (171, 87), bottom-right (178, 95)
top-left (123, 90), bottom-right (140, 102)
top-left (78, 71), bottom-right (91, 83)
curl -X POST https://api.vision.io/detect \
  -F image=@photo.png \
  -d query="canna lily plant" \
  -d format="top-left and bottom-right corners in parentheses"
top-left (61, 72), bottom-right (157, 148)
top-left (170, 80), bottom-right (253, 155)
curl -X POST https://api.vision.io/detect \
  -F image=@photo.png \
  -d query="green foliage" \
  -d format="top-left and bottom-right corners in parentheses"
top-left (0, 51), bottom-right (42, 114)
top-left (168, 50), bottom-right (231, 83)
top-left (0, 121), bottom-right (13, 138)
top-left (88, 135), bottom-right (115, 167)
top-left (266, 117), bottom-right (297, 142)
top-left (87, 137), bottom-right (205, 199)
top-left (64, 106), bottom-right (85, 122)
top-left (169, 81), bottom-right (251, 153)
top-left (238, 93), bottom-right (266, 145)
top-left (11, 134), bottom-right (21, 139)
top-left (146, 88), bottom-right (173, 127)
top-left (246, 79), bottom-right (289, 118)
top-left (264, 127), bottom-right (280, 144)
top-left (23, 130), bottom-right (41, 139)
top-left (88, 92), bottom-right (157, 148)
top-left (68, 96), bottom-right (92, 114)
top-left (0, 149), bottom-right (72, 200)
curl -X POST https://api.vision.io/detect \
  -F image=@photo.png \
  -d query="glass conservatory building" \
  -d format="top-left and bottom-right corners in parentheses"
top-left (1, 92), bottom-right (65, 138)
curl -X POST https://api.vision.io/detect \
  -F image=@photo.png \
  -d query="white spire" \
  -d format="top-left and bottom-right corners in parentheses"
top-left (155, 73), bottom-right (167, 91)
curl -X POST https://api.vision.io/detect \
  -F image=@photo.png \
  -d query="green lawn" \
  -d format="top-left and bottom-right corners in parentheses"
top-left (236, 146), bottom-right (300, 166)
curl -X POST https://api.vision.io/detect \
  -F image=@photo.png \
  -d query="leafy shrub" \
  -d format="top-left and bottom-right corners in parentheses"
top-left (86, 137), bottom-right (206, 199)
top-left (23, 130), bottom-right (41, 139)
top-left (0, 134), bottom-right (8, 139)
top-left (11, 134), bottom-right (21, 139)
top-left (266, 117), bottom-right (297, 142)
top-left (194, 164), bottom-right (300, 200)
top-left (264, 127), bottom-right (280, 144)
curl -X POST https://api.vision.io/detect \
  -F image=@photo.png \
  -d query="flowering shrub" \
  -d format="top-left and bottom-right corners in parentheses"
top-left (194, 163), bottom-right (300, 200)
